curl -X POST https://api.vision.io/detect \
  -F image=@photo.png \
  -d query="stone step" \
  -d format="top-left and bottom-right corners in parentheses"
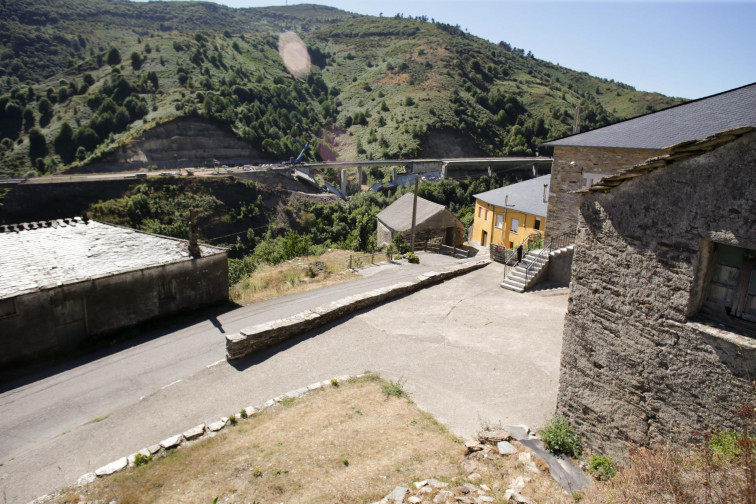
top-left (500, 279), bottom-right (525, 292)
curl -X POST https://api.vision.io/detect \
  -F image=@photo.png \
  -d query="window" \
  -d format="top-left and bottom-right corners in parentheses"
top-left (0, 298), bottom-right (16, 318)
top-left (534, 218), bottom-right (542, 231)
top-left (485, 209), bottom-right (489, 221)
top-left (511, 218), bottom-right (519, 234)
top-left (705, 244), bottom-right (755, 322)
top-left (478, 206), bottom-right (482, 218)
top-left (495, 214), bottom-right (504, 229)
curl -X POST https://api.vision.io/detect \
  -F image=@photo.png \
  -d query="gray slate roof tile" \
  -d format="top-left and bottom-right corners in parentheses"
top-left (0, 219), bottom-right (226, 299)
top-left (376, 193), bottom-right (447, 232)
top-left (473, 174), bottom-right (551, 217)
top-left (542, 83), bottom-right (756, 149)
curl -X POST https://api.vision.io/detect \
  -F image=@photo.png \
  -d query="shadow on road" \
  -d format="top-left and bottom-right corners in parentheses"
top-left (0, 301), bottom-right (240, 393)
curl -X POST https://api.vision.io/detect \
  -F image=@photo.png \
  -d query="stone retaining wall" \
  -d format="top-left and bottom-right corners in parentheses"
top-left (226, 259), bottom-right (491, 360)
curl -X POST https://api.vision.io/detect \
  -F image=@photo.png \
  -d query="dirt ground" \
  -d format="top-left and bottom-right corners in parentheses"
top-left (50, 376), bottom-right (574, 504)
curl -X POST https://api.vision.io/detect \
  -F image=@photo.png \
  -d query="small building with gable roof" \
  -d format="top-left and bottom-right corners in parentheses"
top-left (0, 218), bottom-right (228, 367)
top-left (376, 193), bottom-right (464, 248)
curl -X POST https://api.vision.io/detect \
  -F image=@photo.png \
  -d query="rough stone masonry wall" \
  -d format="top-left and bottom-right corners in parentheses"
top-left (545, 146), bottom-right (662, 241)
top-left (556, 132), bottom-right (756, 460)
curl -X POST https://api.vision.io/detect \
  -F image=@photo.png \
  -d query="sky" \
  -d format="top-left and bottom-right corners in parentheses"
top-left (136, 1), bottom-right (756, 99)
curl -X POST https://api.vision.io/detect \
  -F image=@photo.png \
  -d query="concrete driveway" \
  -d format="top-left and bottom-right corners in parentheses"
top-left (0, 261), bottom-right (568, 503)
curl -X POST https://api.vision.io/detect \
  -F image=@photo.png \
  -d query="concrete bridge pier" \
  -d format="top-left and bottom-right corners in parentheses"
top-left (391, 167), bottom-right (397, 183)
top-left (341, 169), bottom-right (347, 196)
top-left (441, 162), bottom-right (448, 179)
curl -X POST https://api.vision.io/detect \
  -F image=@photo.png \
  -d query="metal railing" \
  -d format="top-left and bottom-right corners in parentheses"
top-left (524, 230), bottom-right (577, 282)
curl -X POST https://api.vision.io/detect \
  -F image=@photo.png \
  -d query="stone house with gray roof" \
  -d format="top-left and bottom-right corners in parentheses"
top-left (376, 193), bottom-right (464, 248)
top-left (556, 126), bottom-right (756, 460)
top-left (542, 82), bottom-right (756, 241)
top-left (0, 218), bottom-right (228, 367)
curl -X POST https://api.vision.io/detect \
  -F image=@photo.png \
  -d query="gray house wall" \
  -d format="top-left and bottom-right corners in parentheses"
top-left (556, 131), bottom-right (756, 460)
top-left (0, 253), bottom-right (228, 367)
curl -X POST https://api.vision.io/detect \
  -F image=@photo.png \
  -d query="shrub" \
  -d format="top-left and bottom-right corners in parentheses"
top-left (134, 453), bottom-right (152, 466)
top-left (406, 252), bottom-right (419, 264)
top-left (392, 232), bottom-right (410, 254)
top-left (540, 415), bottom-right (582, 457)
top-left (587, 454), bottom-right (616, 481)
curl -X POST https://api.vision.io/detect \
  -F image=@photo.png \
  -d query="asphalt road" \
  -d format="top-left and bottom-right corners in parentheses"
top-left (0, 256), bottom-right (569, 503)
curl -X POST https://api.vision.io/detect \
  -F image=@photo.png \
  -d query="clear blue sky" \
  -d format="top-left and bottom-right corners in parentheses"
top-left (137, 1), bottom-right (756, 99)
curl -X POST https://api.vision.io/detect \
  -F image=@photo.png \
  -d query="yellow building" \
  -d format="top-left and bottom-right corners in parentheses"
top-left (472, 174), bottom-right (550, 248)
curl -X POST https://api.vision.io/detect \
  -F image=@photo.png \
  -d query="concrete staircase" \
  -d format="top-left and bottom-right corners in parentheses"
top-left (500, 250), bottom-right (549, 292)
top-left (500, 244), bottom-right (575, 292)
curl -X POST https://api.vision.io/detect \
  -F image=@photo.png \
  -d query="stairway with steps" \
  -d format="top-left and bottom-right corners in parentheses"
top-left (500, 245), bottom-right (574, 292)
top-left (500, 250), bottom-right (548, 292)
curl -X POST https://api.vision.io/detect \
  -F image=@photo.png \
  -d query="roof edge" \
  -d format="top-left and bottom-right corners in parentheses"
top-left (541, 81), bottom-right (756, 148)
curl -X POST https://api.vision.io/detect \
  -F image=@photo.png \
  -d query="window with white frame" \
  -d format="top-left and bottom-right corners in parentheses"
top-left (495, 214), bottom-right (504, 229)
top-left (511, 218), bottom-right (519, 233)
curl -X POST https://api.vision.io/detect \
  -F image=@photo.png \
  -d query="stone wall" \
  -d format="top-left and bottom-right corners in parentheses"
top-left (556, 132), bottom-right (756, 459)
top-left (545, 146), bottom-right (662, 241)
top-left (1, 253), bottom-right (228, 367)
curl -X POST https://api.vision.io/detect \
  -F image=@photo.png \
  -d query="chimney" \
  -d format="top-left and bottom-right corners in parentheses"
top-left (188, 209), bottom-right (201, 258)
top-left (543, 184), bottom-right (548, 203)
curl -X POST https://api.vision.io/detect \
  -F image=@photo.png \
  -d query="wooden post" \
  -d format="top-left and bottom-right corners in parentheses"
top-left (410, 175), bottom-right (419, 253)
top-left (349, 255), bottom-right (352, 270)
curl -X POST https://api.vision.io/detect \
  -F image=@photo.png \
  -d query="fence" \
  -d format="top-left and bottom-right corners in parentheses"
top-left (348, 249), bottom-right (392, 270)
top-left (414, 240), bottom-right (473, 259)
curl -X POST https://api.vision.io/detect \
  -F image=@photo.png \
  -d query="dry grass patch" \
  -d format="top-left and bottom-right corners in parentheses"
top-left (230, 249), bottom-right (357, 305)
top-left (54, 376), bottom-right (574, 504)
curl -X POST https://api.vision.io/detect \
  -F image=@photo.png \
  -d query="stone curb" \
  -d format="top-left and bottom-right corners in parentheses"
top-left (225, 258), bottom-right (491, 360)
top-left (52, 374), bottom-right (366, 503)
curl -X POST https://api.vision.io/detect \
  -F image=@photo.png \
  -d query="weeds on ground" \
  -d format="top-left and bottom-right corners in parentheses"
top-left (583, 401), bottom-right (756, 504)
top-left (133, 453), bottom-right (152, 467)
top-left (540, 415), bottom-right (582, 458)
top-left (586, 455), bottom-right (616, 481)
top-left (382, 378), bottom-right (406, 398)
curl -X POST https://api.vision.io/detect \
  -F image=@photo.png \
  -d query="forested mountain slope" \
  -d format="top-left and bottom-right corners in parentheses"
top-left (0, 0), bottom-right (683, 177)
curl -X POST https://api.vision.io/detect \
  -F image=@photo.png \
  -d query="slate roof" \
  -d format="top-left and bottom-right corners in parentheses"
top-left (473, 174), bottom-right (551, 218)
top-left (377, 193), bottom-right (448, 232)
top-left (0, 218), bottom-right (227, 300)
top-left (542, 83), bottom-right (756, 150)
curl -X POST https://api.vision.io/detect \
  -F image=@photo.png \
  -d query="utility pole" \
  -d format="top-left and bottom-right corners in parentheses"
top-left (410, 174), bottom-right (419, 252)
top-left (573, 107), bottom-right (581, 135)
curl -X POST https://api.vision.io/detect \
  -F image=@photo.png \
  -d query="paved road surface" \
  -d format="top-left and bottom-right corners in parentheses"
top-left (0, 258), bottom-right (568, 503)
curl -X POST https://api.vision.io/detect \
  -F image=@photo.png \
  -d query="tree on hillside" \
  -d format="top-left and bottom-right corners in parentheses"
top-left (54, 122), bottom-right (76, 163)
top-left (28, 128), bottom-right (47, 161)
top-left (107, 46), bottom-right (121, 66)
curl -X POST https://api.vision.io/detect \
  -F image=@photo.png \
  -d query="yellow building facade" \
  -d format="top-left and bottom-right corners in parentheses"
top-left (471, 175), bottom-right (550, 248)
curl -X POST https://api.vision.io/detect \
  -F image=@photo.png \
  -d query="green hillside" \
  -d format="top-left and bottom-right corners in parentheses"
top-left (0, 0), bottom-right (683, 177)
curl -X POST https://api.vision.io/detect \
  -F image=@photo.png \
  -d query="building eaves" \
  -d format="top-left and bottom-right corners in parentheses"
top-left (579, 126), bottom-right (754, 194)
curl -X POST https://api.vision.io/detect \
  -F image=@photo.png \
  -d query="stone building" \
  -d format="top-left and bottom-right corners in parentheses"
top-left (376, 193), bottom-right (465, 248)
top-left (542, 83), bottom-right (756, 241)
top-left (0, 218), bottom-right (228, 367)
top-left (556, 127), bottom-right (756, 459)
top-left (471, 174), bottom-right (550, 248)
